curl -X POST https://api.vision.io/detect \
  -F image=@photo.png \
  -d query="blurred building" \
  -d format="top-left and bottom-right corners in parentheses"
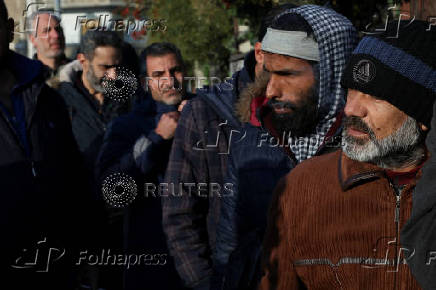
top-left (229, 23), bottom-right (253, 76)
top-left (5, 0), bottom-right (149, 58)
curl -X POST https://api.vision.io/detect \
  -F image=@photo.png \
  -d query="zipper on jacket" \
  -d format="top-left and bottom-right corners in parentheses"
top-left (31, 161), bottom-right (37, 177)
top-left (390, 180), bottom-right (402, 290)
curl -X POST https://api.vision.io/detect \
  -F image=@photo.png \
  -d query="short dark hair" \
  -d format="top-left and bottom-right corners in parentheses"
top-left (271, 11), bottom-right (316, 41)
top-left (79, 30), bottom-right (123, 60)
top-left (139, 42), bottom-right (184, 77)
top-left (0, 0), bottom-right (8, 23)
top-left (258, 3), bottom-right (298, 41)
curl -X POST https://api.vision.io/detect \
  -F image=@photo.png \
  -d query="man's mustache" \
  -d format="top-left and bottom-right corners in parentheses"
top-left (267, 99), bottom-right (297, 111)
top-left (343, 116), bottom-right (375, 137)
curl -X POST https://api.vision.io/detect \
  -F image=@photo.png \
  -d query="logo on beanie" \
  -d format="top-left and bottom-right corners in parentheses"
top-left (353, 59), bottom-right (376, 84)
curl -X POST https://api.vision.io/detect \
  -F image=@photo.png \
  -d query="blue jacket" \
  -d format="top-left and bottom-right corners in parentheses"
top-left (214, 124), bottom-right (294, 290)
top-left (215, 106), bottom-right (343, 290)
top-left (96, 93), bottom-right (193, 290)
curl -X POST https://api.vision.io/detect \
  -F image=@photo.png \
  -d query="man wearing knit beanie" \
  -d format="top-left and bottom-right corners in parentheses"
top-left (259, 20), bottom-right (435, 290)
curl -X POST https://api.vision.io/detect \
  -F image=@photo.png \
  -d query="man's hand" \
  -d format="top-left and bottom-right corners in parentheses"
top-left (155, 112), bottom-right (180, 140)
top-left (178, 100), bottom-right (188, 112)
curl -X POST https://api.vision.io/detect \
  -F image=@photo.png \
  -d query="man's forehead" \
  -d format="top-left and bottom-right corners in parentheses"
top-left (92, 46), bottom-right (121, 62)
top-left (34, 13), bottom-right (60, 26)
top-left (263, 52), bottom-right (311, 71)
top-left (146, 54), bottom-right (179, 70)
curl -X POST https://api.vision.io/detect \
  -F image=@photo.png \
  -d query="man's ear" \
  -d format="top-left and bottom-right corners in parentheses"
top-left (7, 18), bottom-right (14, 43)
top-left (77, 53), bottom-right (87, 66)
top-left (254, 42), bottom-right (263, 64)
top-left (421, 123), bottom-right (429, 132)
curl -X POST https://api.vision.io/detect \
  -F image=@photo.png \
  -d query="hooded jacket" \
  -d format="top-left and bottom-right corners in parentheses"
top-left (0, 51), bottom-right (94, 289)
top-left (401, 102), bottom-right (436, 290)
top-left (162, 51), bottom-right (255, 290)
top-left (214, 5), bottom-right (357, 289)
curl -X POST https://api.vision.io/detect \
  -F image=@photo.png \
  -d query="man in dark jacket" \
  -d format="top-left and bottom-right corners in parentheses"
top-left (97, 42), bottom-right (193, 290)
top-left (57, 30), bottom-right (130, 175)
top-left (0, 1), bottom-right (95, 288)
top-left (260, 20), bottom-right (435, 289)
top-left (161, 4), bottom-right (297, 289)
top-left (401, 99), bottom-right (436, 289)
top-left (215, 6), bottom-right (357, 289)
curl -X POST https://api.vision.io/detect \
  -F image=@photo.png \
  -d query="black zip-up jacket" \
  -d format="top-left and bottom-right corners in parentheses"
top-left (401, 101), bottom-right (436, 290)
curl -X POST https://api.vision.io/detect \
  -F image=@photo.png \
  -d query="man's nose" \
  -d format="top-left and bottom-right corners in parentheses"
top-left (344, 89), bottom-right (367, 118)
top-left (266, 74), bottom-right (281, 100)
top-left (159, 72), bottom-right (175, 88)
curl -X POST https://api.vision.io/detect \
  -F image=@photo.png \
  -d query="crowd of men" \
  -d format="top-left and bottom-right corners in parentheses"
top-left (1, 1), bottom-right (435, 289)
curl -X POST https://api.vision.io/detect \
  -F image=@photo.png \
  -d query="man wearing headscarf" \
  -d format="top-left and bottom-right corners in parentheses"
top-left (215, 5), bottom-right (357, 290)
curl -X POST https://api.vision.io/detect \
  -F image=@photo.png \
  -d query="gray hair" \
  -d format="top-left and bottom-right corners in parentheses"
top-left (26, 10), bottom-right (61, 36)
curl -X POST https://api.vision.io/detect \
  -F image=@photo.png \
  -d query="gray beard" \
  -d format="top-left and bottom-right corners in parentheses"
top-left (87, 65), bottom-right (105, 93)
top-left (342, 116), bottom-right (425, 170)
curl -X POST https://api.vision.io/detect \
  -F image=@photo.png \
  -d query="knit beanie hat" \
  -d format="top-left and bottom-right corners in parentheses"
top-left (341, 20), bottom-right (436, 127)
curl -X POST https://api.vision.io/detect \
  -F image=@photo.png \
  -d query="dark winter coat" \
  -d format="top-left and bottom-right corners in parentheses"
top-left (96, 93), bottom-right (194, 290)
top-left (1, 51), bottom-right (95, 289)
top-left (401, 101), bottom-right (436, 290)
top-left (57, 71), bottom-right (130, 172)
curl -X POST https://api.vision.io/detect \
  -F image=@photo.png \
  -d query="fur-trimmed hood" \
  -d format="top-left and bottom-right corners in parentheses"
top-left (234, 71), bottom-right (270, 125)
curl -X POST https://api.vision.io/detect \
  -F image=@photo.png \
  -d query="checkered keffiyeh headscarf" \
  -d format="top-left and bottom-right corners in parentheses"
top-left (275, 5), bottom-right (358, 162)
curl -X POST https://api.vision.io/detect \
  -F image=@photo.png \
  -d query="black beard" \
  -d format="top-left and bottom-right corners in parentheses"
top-left (268, 88), bottom-right (319, 137)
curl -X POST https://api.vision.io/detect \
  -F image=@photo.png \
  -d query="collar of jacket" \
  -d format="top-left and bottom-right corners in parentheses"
top-left (33, 53), bottom-right (70, 73)
top-left (339, 149), bottom-right (428, 192)
top-left (338, 152), bottom-right (385, 191)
